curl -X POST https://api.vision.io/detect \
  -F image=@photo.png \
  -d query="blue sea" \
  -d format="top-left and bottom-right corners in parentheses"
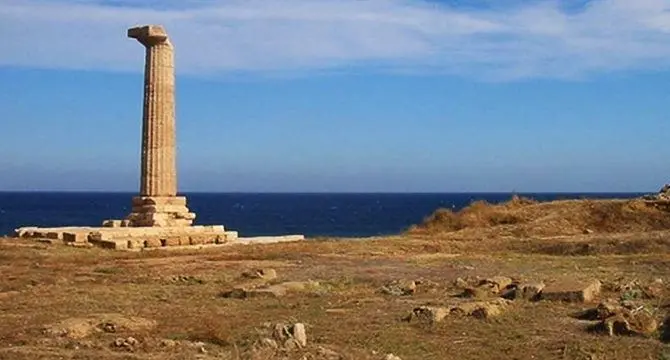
top-left (0, 192), bottom-right (644, 238)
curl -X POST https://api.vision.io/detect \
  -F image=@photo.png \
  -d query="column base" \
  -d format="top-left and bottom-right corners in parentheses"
top-left (123, 196), bottom-right (196, 227)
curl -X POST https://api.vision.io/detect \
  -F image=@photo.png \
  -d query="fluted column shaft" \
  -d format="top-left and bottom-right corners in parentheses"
top-left (139, 40), bottom-right (176, 197)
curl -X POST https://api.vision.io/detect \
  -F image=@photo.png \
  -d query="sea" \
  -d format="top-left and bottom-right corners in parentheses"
top-left (0, 192), bottom-right (644, 238)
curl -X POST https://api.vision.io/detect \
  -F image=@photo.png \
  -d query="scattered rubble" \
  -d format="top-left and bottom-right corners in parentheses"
top-left (254, 322), bottom-right (308, 351)
top-left (166, 275), bottom-right (205, 284)
top-left (43, 314), bottom-right (156, 339)
top-left (480, 276), bottom-right (513, 293)
top-left (407, 298), bottom-right (511, 323)
top-left (221, 281), bottom-right (321, 299)
top-left (112, 336), bottom-right (138, 351)
top-left (502, 282), bottom-right (545, 301)
top-left (242, 268), bottom-right (278, 281)
top-left (381, 280), bottom-right (417, 296)
top-left (576, 300), bottom-right (659, 337)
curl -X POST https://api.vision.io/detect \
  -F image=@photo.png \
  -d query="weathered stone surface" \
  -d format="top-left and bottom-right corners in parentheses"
top-left (102, 220), bottom-right (122, 228)
top-left (63, 232), bottom-right (88, 243)
top-left (460, 286), bottom-right (493, 299)
top-left (242, 268), bottom-right (278, 281)
top-left (450, 299), bottom-right (511, 319)
top-left (162, 236), bottom-right (181, 247)
top-left (541, 279), bottom-right (601, 303)
top-left (124, 25), bottom-right (197, 227)
top-left (144, 238), bottom-right (162, 248)
top-left (407, 306), bottom-right (449, 323)
top-left (291, 323), bottom-right (307, 347)
top-left (43, 314), bottom-right (156, 339)
top-left (480, 276), bottom-right (513, 293)
top-left (96, 239), bottom-right (129, 250)
top-left (504, 282), bottom-right (545, 300)
top-left (381, 280), bottom-right (416, 296)
top-left (599, 311), bottom-right (658, 337)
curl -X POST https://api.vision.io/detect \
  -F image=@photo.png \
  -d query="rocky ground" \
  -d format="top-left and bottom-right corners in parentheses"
top-left (2, 197), bottom-right (670, 359)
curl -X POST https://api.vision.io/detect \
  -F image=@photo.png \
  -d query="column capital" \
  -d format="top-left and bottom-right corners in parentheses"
top-left (128, 25), bottom-right (171, 47)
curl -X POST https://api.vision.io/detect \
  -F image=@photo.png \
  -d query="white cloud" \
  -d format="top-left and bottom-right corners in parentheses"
top-left (1, 0), bottom-right (670, 79)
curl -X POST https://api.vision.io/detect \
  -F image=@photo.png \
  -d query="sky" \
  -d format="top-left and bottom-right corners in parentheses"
top-left (0, 0), bottom-right (669, 192)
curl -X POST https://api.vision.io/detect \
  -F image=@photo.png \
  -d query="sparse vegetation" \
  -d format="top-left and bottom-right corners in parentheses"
top-left (1, 196), bottom-right (670, 359)
top-left (409, 196), bottom-right (670, 238)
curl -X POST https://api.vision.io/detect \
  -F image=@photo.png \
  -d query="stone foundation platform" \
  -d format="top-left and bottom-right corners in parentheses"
top-left (13, 225), bottom-right (305, 251)
top-left (125, 196), bottom-right (196, 227)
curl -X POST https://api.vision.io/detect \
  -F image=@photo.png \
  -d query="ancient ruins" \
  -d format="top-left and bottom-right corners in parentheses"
top-left (13, 25), bottom-right (304, 250)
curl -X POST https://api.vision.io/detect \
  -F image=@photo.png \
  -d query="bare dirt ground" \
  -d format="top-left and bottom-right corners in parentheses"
top-left (1, 198), bottom-right (670, 360)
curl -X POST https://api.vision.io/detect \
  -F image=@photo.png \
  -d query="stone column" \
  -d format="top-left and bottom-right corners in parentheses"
top-left (124, 25), bottom-right (195, 227)
top-left (129, 25), bottom-right (176, 197)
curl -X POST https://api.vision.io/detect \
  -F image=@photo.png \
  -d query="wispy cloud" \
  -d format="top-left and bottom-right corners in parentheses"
top-left (2, 0), bottom-right (670, 79)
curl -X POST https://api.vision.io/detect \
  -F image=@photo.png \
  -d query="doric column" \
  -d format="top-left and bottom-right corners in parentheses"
top-left (123, 25), bottom-right (195, 227)
top-left (128, 25), bottom-right (176, 197)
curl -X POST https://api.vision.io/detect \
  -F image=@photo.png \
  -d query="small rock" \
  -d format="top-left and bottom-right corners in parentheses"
top-left (292, 323), bottom-right (307, 347)
top-left (407, 306), bottom-right (448, 323)
top-left (454, 277), bottom-right (472, 289)
top-left (100, 322), bottom-right (116, 333)
top-left (243, 268), bottom-right (278, 281)
top-left (113, 338), bottom-right (125, 347)
top-left (583, 229), bottom-right (594, 234)
top-left (480, 276), bottom-right (513, 293)
top-left (385, 354), bottom-right (402, 360)
top-left (160, 339), bottom-right (178, 347)
top-left (381, 280), bottom-right (416, 296)
top-left (125, 337), bottom-right (138, 346)
top-left (451, 299), bottom-right (511, 319)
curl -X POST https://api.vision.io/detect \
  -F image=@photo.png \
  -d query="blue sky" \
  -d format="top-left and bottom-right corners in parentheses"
top-left (0, 0), bottom-right (669, 192)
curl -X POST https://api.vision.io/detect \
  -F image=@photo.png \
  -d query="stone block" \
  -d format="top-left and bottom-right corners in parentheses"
top-left (97, 239), bottom-right (129, 250)
top-left (176, 212), bottom-right (196, 220)
top-left (144, 238), bottom-right (163, 248)
top-left (163, 236), bottom-right (181, 247)
top-left (131, 204), bottom-right (190, 214)
top-left (14, 227), bottom-right (37, 238)
top-left (102, 220), bottom-right (122, 228)
top-left (541, 279), bottom-right (601, 303)
top-left (63, 232), bottom-right (88, 243)
top-left (189, 235), bottom-right (205, 245)
top-left (132, 196), bottom-right (187, 207)
top-left (225, 231), bottom-right (239, 242)
top-left (205, 225), bottom-right (226, 233)
top-left (127, 239), bottom-right (143, 250)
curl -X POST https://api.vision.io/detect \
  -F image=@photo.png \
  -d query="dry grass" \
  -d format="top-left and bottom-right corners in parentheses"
top-left (2, 197), bottom-right (670, 359)
top-left (408, 196), bottom-right (670, 238)
top-left (0, 231), bottom-right (669, 360)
